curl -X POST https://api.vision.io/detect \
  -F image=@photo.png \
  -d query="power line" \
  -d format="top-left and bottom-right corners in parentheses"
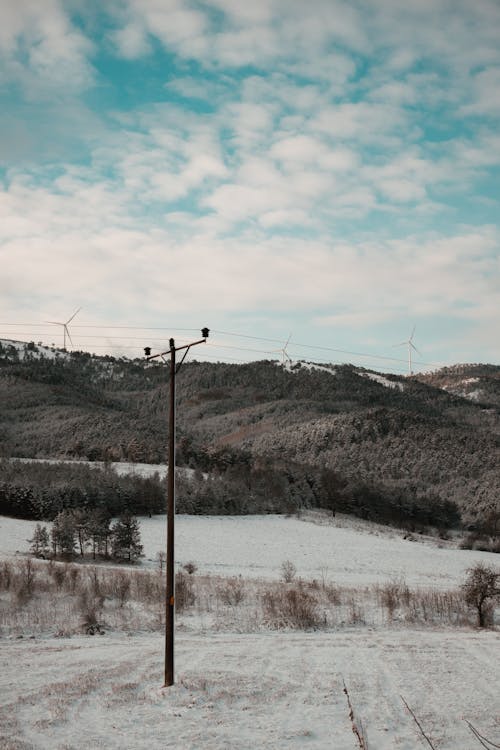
top-left (0, 321), bottom-right (446, 370)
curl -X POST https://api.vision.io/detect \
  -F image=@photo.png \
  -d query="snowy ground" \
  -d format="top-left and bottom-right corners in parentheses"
top-left (1, 511), bottom-right (497, 588)
top-left (1, 629), bottom-right (499, 749)
top-left (1, 513), bottom-right (499, 749)
top-left (14, 458), bottom-right (172, 479)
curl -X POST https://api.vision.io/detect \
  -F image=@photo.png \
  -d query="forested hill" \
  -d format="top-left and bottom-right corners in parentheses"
top-left (1, 339), bottom-right (499, 530)
top-left (415, 364), bottom-right (500, 408)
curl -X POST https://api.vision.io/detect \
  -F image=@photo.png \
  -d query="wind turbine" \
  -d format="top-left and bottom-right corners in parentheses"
top-left (273, 333), bottom-right (293, 366)
top-left (394, 325), bottom-right (420, 375)
top-left (46, 307), bottom-right (81, 351)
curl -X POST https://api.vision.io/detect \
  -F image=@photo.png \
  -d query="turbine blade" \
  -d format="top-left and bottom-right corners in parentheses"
top-left (409, 324), bottom-right (416, 341)
top-left (65, 325), bottom-right (74, 348)
top-left (410, 342), bottom-right (421, 355)
top-left (66, 307), bottom-right (81, 325)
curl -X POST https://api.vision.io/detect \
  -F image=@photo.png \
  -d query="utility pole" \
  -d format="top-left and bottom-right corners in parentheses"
top-left (145, 328), bottom-right (209, 687)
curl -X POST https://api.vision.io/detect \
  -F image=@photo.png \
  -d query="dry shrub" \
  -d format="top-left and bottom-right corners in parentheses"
top-left (408, 589), bottom-right (466, 625)
top-left (0, 561), bottom-right (13, 591)
top-left (109, 571), bottom-right (131, 607)
top-left (86, 567), bottom-right (102, 598)
top-left (133, 570), bottom-right (163, 603)
top-left (175, 571), bottom-right (195, 612)
top-left (378, 576), bottom-right (411, 619)
top-left (218, 577), bottom-right (246, 606)
top-left (78, 589), bottom-right (105, 634)
top-left (183, 561), bottom-right (198, 575)
top-left (64, 565), bottom-right (80, 594)
top-left (374, 578), bottom-right (468, 626)
top-left (262, 583), bottom-right (324, 629)
top-left (325, 584), bottom-right (342, 605)
top-left (14, 559), bottom-right (36, 604)
top-left (281, 560), bottom-right (297, 583)
top-left (50, 563), bottom-right (66, 590)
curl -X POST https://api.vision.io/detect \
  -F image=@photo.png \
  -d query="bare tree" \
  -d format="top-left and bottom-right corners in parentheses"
top-left (462, 563), bottom-right (500, 628)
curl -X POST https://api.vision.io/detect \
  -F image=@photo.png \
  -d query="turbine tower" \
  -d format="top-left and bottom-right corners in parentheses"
top-left (273, 333), bottom-right (293, 366)
top-left (394, 325), bottom-right (420, 375)
top-left (46, 307), bottom-right (81, 351)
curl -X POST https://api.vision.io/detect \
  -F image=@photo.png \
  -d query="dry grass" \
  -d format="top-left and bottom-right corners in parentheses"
top-left (0, 557), bottom-right (492, 637)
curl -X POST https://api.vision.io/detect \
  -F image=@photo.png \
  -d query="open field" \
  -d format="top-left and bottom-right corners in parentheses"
top-left (1, 511), bottom-right (498, 587)
top-left (1, 629), bottom-right (499, 750)
top-left (1, 512), bottom-right (499, 749)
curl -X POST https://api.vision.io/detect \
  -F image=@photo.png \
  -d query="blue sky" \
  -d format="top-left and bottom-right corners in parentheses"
top-left (1, 0), bottom-right (499, 373)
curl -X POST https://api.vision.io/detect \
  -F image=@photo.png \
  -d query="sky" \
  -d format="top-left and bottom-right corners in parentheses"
top-left (1, 0), bottom-right (499, 374)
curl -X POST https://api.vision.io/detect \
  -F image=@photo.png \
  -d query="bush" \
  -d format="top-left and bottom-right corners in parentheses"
top-left (378, 576), bottom-right (411, 619)
top-left (281, 560), bottom-right (297, 583)
top-left (175, 571), bottom-right (195, 611)
top-left (262, 583), bottom-right (324, 629)
top-left (218, 577), bottom-right (246, 606)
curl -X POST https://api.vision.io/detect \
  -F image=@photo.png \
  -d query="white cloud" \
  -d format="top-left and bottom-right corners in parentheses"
top-left (111, 0), bottom-right (208, 60)
top-left (2, 0), bottom-right (500, 366)
top-left (109, 21), bottom-right (151, 59)
top-left (461, 67), bottom-right (500, 116)
top-left (0, 0), bottom-right (94, 97)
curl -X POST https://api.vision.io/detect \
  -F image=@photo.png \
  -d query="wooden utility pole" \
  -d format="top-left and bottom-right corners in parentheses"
top-left (145, 328), bottom-right (209, 687)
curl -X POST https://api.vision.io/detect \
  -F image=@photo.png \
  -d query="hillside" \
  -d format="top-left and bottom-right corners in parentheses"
top-left (1, 339), bottom-right (500, 529)
top-left (415, 363), bottom-right (500, 408)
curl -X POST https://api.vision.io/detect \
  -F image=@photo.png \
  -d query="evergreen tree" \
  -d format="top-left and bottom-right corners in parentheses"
top-left (28, 523), bottom-right (50, 558)
top-left (73, 508), bottom-right (90, 557)
top-left (111, 514), bottom-right (143, 562)
top-left (51, 510), bottom-right (77, 558)
top-left (87, 508), bottom-right (112, 559)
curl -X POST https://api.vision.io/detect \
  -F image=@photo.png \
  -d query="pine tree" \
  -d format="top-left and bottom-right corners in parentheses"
top-left (28, 523), bottom-right (50, 558)
top-left (51, 510), bottom-right (77, 558)
top-left (111, 514), bottom-right (143, 562)
top-left (87, 508), bottom-right (112, 559)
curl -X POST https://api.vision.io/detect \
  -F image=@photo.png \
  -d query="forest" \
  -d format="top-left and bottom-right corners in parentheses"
top-left (1, 340), bottom-right (500, 532)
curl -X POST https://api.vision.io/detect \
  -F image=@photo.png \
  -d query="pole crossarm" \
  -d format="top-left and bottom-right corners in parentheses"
top-left (145, 337), bottom-right (207, 362)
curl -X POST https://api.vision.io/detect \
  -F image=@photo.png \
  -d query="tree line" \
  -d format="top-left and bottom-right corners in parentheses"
top-left (0, 460), bottom-right (164, 520)
top-left (29, 509), bottom-right (143, 562)
top-left (0, 454), bottom-right (463, 532)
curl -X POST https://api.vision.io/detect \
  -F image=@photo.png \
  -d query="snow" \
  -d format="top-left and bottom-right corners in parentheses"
top-left (468, 389), bottom-right (482, 401)
top-left (1, 628), bottom-right (499, 749)
top-left (359, 371), bottom-right (404, 391)
top-left (1, 512), bottom-right (500, 749)
top-left (15, 457), bottom-right (171, 480)
top-left (0, 338), bottom-right (70, 361)
top-left (1, 513), bottom-right (497, 588)
top-left (291, 361), bottom-right (337, 376)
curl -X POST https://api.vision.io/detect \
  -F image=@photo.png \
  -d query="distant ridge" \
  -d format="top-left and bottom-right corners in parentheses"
top-left (1, 339), bottom-right (499, 529)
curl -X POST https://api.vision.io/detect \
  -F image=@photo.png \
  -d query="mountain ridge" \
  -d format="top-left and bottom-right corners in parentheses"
top-left (1, 339), bottom-right (499, 529)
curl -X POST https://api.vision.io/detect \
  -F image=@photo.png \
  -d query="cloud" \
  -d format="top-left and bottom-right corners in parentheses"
top-left (0, 0), bottom-right (95, 98)
top-left (110, 0), bottom-right (208, 60)
top-left (461, 67), bottom-right (500, 116)
top-left (2, 0), bottom-right (500, 367)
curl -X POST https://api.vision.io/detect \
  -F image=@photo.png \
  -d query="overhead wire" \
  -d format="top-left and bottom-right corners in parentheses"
top-left (0, 320), bottom-right (445, 371)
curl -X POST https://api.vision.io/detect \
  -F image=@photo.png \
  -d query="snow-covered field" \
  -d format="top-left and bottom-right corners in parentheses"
top-left (2, 628), bottom-right (499, 750)
top-left (1, 511), bottom-right (497, 587)
top-left (1, 512), bottom-right (499, 749)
